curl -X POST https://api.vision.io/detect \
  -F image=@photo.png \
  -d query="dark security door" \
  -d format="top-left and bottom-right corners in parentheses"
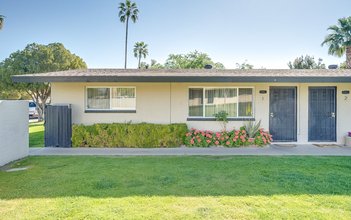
top-left (308, 87), bottom-right (336, 142)
top-left (269, 87), bottom-right (297, 142)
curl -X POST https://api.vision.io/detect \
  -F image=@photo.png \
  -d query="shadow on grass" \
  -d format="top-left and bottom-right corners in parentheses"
top-left (1, 155), bottom-right (351, 199)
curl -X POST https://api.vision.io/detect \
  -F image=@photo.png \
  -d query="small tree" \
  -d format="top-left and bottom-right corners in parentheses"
top-left (0, 42), bottom-right (87, 121)
top-left (215, 110), bottom-right (229, 131)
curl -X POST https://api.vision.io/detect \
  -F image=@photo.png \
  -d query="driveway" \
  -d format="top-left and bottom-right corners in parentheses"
top-left (29, 144), bottom-right (351, 156)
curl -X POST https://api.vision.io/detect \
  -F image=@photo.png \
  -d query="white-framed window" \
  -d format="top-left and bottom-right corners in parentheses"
top-left (86, 87), bottom-right (136, 110)
top-left (188, 87), bottom-right (254, 118)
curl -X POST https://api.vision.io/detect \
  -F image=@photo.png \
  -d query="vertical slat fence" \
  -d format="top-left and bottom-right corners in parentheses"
top-left (44, 104), bottom-right (72, 148)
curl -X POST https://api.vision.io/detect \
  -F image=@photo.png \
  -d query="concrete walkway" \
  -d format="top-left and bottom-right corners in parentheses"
top-left (29, 144), bottom-right (351, 156)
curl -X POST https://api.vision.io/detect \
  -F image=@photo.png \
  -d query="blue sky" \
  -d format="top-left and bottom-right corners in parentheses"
top-left (1, 0), bottom-right (350, 69)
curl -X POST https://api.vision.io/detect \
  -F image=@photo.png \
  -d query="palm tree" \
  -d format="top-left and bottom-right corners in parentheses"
top-left (118, 1), bottom-right (139, 69)
top-left (0, 15), bottom-right (6, 30)
top-left (321, 16), bottom-right (351, 69)
top-left (133, 42), bottom-right (148, 68)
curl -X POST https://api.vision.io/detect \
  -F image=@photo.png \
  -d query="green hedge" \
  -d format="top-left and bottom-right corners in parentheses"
top-left (71, 123), bottom-right (188, 148)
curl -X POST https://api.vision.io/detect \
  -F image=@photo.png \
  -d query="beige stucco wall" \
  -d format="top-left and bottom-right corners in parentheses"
top-left (52, 83), bottom-right (171, 125)
top-left (52, 82), bottom-right (351, 144)
top-left (0, 101), bottom-right (29, 167)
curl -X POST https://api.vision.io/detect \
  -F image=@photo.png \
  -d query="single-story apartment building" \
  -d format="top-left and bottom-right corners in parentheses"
top-left (11, 68), bottom-right (351, 144)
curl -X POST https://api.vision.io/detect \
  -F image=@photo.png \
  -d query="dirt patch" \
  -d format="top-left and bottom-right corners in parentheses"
top-left (96, 155), bottom-right (139, 158)
top-left (186, 145), bottom-right (270, 148)
top-left (200, 156), bottom-right (236, 160)
top-left (313, 144), bottom-right (341, 148)
top-left (235, 145), bottom-right (270, 148)
top-left (275, 144), bottom-right (297, 147)
top-left (1, 165), bottom-right (33, 172)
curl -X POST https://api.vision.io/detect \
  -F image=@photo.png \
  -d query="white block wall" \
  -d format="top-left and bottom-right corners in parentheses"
top-left (0, 100), bottom-right (29, 167)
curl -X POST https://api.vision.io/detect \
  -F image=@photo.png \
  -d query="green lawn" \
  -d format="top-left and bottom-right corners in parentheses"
top-left (29, 121), bottom-right (44, 147)
top-left (1, 156), bottom-right (351, 219)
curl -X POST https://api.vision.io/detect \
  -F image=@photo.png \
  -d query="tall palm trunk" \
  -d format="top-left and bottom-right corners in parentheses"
top-left (347, 45), bottom-right (351, 69)
top-left (124, 17), bottom-right (129, 69)
top-left (138, 54), bottom-right (141, 68)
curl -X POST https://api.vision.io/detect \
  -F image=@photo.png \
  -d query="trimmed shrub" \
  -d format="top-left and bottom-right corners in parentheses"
top-left (71, 123), bottom-right (188, 148)
top-left (184, 126), bottom-right (273, 147)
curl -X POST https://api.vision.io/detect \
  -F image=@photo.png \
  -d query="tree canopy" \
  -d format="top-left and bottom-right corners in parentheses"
top-left (140, 59), bottom-right (164, 69)
top-left (339, 61), bottom-right (347, 69)
top-left (164, 51), bottom-right (225, 69)
top-left (0, 42), bottom-right (87, 121)
top-left (236, 60), bottom-right (254, 69)
top-left (140, 50), bottom-right (225, 69)
top-left (321, 16), bottom-right (351, 69)
top-left (0, 90), bottom-right (31, 100)
top-left (287, 55), bottom-right (326, 69)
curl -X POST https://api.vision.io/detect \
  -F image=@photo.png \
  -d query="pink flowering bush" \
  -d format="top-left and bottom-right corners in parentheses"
top-left (184, 126), bottom-right (273, 147)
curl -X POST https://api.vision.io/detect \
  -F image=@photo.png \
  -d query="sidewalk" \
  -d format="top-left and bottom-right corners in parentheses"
top-left (29, 144), bottom-right (351, 156)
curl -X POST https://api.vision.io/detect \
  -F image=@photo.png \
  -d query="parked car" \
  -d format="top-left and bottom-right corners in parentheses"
top-left (29, 102), bottom-right (38, 116)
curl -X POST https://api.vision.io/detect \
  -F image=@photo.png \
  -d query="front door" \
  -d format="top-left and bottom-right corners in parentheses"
top-left (308, 87), bottom-right (336, 142)
top-left (269, 87), bottom-right (297, 142)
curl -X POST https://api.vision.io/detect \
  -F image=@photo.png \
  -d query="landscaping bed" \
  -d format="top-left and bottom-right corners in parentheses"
top-left (184, 127), bottom-right (272, 148)
top-left (71, 122), bottom-right (272, 148)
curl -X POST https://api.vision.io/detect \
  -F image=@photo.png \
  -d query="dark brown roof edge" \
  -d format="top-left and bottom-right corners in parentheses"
top-left (11, 75), bottom-right (351, 83)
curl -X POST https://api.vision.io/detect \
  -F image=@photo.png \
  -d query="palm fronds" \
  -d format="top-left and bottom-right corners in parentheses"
top-left (118, 1), bottom-right (139, 69)
top-left (321, 16), bottom-right (351, 59)
top-left (133, 42), bottom-right (149, 68)
top-left (0, 15), bottom-right (6, 30)
top-left (244, 119), bottom-right (262, 138)
top-left (118, 1), bottom-right (139, 23)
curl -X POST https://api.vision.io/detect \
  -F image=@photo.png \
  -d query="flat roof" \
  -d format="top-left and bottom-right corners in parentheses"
top-left (10, 68), bottom-right (351, 83)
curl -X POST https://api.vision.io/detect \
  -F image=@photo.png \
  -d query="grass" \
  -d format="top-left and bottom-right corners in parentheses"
top-left (29, 121), bottom-right (44, 147)
top-left (1, 156), bottom-right (351, 219)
